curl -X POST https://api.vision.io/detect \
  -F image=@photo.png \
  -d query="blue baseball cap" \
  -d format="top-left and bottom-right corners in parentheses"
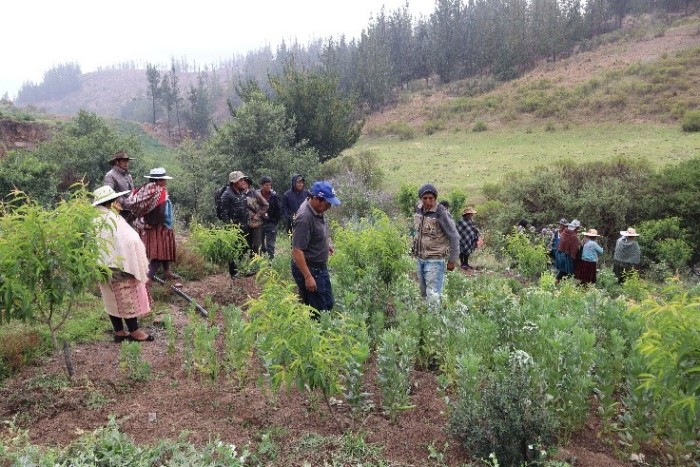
top-left (309, 181), bottom-right (341, 206)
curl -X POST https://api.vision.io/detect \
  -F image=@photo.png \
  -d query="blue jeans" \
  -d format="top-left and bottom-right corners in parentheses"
top-left (291, 262), bottom-right (334, 316)
top-left (417, 258), bottom-right (446, 301)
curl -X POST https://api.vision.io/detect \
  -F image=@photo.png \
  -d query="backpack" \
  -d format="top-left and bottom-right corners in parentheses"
top-left (214, 185), bottom-right (227, 220)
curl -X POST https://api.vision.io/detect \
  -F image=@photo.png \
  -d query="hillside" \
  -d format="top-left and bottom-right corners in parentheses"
top-left (364, 16), bottom-right (700, 133)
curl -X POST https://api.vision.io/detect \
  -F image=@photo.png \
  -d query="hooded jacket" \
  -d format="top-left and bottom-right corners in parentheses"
top-left (282, 174), bottom-right (309, 224)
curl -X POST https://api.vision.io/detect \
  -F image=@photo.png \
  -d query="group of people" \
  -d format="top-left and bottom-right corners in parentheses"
top-left (550, 217), bottom-right (641, 285)
top-left (95, 152), bottom-right (177, 343)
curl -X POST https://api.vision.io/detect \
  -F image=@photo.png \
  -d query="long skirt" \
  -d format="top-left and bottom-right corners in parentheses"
top-left (141, 225), bottom-right (176, 261)
top-left (575, 260), bottom-right (597, 284)
top-left (99, 276), bottom-right (150, 319)
top-left (555, 251), bottom-right (575, 274)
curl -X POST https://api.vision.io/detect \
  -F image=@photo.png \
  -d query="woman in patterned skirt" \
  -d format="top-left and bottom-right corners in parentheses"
top-left (93, 185), bottom-right (153, 342)
top-left (128, 167), bottom-right (179, 280)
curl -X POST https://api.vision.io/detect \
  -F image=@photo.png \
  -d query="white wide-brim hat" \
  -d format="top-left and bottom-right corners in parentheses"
top-left (92, 185), bottom-right (130, 206)
top-left (144, 167), bottom-right (173, 179)
top-left (620, 227), bottom-right (639, 237)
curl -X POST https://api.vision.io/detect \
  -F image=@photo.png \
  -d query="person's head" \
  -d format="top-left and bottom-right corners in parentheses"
top-left (260, 175), bottom-right (272, 194)
top-left (584, 228), bottom-right (600, 240)
top-left (92, 185), bottom-right (129, 208)
top-left (462, 206), bottom-right (477, 218)
top-left (418, 183), bottom-right (438, 211)
top-left (567, 219), bottom-right (581, 231)
top-left (558, 218), bottom-right (568, 231)
top-left (109, 150), bottom-right (131, 170)
top-left (308, 181), bottom-right (341, 214)
top-left (145, 167), bottom-right (172, 186)
top-left (229, 170), bottom-right (252, 191)
top-left (294, 175), bottom-right (305, 192)
top-left (620, 227), bottom-right (639, 241)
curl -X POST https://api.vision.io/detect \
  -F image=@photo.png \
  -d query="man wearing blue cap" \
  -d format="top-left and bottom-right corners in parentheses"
top-left (291, 181), bottom-right (341, 317)
top-left (412, 183), bottom-right (460, 303)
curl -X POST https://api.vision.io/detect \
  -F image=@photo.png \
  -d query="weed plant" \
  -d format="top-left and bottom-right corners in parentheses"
top-left (189, 222), bottom-right (248, 266)
top-left (118, 341), bottom-right (151, 382)
top-left (503, 229), bottom-right (550, 280)
top-left (163, 314), bottom-right (176, 356)
top-left (376, 328), bottom-right (418, 423)
top-left (221, 305), bottom-right (252, 384)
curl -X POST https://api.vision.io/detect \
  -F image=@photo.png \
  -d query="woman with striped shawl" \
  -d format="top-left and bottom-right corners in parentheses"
top-left (456, 207), bottom-right (480, 270)
top-left (128, 167), bottom-right (179, 280)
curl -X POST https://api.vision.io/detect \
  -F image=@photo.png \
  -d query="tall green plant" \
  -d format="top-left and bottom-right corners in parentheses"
top-left (0, 188), bottom-right (109, 357)
top-left (503, 230), bottom-right (549, 280)
top-left (189, 222), bottom-right (248, 265)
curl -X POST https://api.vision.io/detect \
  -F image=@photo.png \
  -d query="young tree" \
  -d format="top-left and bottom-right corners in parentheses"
top-left (269, 60), bottom-right (363, 161)
top-left (146, 63), bottom-right (161, 125)
top-left (0, 188), bottom-right (110, 376)
top-left (185, 72), bottom-right (212, 138)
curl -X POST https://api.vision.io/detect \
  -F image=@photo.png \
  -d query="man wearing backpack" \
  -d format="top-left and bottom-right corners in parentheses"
top-left (218, 171), bottom-right (268, 278)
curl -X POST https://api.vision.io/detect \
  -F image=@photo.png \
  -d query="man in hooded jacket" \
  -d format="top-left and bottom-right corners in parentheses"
top-left (282, 174), bottom-right (309, 233)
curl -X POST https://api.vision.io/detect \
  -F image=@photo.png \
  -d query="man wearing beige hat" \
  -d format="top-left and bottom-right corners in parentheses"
top-left (219, 170), bottom-right (268, 278)
top-left (103, 150), bottom-right (135, 223)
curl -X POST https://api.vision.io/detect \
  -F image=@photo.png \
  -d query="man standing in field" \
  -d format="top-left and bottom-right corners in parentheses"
top-left (282, 174), bottom-right (309, 233)
top-left (258, 175), bottom-right (281, 259)
top-left (291, 181), bottom-right (341, 317)
top-left (412, 183), bottom-right (460, 303)
top-left (103, 150), bottom-right (135, 224)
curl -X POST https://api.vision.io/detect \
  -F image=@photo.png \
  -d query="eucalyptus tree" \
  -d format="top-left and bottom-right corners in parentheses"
top-left (146, 63), bottom-right (161, 125)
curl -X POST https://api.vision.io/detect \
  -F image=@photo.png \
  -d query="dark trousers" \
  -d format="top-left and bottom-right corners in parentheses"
top-left (261, 223), bottom-right (278, 259)
top-left (109, 315), bottom-right (139, 332)
top-left (291, 261), bottom-right (334, 317)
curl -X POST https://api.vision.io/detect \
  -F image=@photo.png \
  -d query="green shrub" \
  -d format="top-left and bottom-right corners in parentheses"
top-left (396, 183), bottom-right (419, 219)
top-left (189, 222), bottom-right (248, 265)
top-left (637, 217), bottom-right (692, 271)
top-left (449, 357), bottom-right (557, 466)
top-left (119, 341), bottom-right (151, 382)
top-left (472, 120), bottom-right (487, 132)
top-left (681, 110), bottom-right (700, 132)
top-left (503, 230), bottom-right (549, 280)
top-left (422, 119), bottom-right (445, 135)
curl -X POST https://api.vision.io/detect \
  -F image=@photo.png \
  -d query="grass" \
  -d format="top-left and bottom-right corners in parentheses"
top-left (343, 123), bottom-right (700, 197)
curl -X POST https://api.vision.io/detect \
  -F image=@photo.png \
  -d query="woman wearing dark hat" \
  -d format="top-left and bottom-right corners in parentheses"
top-left (104, 150), bottom-right (135, 223)
top-left (555, 219), bottom-right (581, 284)
top-left (127, 168), bottom-right (179, 280)
top-left (93, 185), bottom-right (153, 342)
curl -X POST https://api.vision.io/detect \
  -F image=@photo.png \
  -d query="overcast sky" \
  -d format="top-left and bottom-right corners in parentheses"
top-left (1, 0), bottom-right (436, 99)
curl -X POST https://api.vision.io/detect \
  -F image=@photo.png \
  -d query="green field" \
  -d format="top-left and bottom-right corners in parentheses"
top-left (344, 123), bottom-right (700, 198)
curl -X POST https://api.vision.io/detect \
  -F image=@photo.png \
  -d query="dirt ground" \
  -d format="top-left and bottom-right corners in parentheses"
top-left (0, 271), bottom-right (634, 466)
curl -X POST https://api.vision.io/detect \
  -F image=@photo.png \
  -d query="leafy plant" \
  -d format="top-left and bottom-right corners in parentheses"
top-left (376, 328), bottom-right (418, 423)
top-left (0, 187), bottom-right (110, 377)
top-left (189, 222), bottom-right (249, 265)
top-left (681, 110), bottom-right (700, 132)
top-left (221, 305), bottom-right (252, 383)
top-left (119, 341), bottom-right (151, 382)
top-left (503, 230), bottom-right (549, 280)
top-left (163, 313), bottom-right (176, 356)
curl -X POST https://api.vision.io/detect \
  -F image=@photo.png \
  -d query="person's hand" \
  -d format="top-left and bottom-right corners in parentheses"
top-left (328, 246), bottom-right (335, 256)
top-left (305, 275), bottom-right (317, 292)
top-left (447, 261), bottom-right (455, 271)
top-left (477, 238), bottom-right (484, 248)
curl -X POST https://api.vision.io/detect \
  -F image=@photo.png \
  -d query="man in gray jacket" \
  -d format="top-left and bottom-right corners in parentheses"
top-left (412, 183), bottom-right (460, 303)
top-left (104, 150), bottom-right (135, 223)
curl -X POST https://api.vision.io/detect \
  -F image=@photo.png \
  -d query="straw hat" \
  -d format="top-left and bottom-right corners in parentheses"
top-left (620, 227), bottom-right (639, 237)
top-left (462, 206), bottom-right (477, 215)
top-left (144, 167), bottom-right (173, 180)
top-left (92, 185), bottom-right (130, 206)
top-left (584, 228), bottom-right (600, 237)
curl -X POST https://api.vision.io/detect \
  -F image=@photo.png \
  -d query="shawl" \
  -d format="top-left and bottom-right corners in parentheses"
top-left (614, 236), bottom-right (641, 264)
top-left (456, 217), bottom-right (479, 254)
top-left (557, 228), bottom-right (580, 258)
top-left (96, 206), bottom-right (150, 283)
top-left (128, 182), bottom-right (167, 219)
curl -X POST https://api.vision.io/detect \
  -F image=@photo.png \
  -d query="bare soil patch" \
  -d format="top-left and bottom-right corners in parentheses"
top-left (0, 273), bottom-right (631, 466)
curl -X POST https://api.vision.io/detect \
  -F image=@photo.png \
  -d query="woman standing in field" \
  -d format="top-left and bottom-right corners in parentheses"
top-left (128, 167), bottom-right (179, 280)
top-left (556, 219), bottom-right (581, 284)
top-left (613, 228), bottom-right (641, 284)
top-left (93, 185), bottom-right (153, 342)
top-left (575, 228), bottom-right (604, 284)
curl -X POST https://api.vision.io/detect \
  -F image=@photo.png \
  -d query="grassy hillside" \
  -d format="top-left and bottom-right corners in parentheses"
top-left (347, 16), bottom-right (700, 197)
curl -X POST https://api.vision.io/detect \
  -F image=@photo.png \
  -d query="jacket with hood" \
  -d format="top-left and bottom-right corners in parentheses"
top-left (282, 174), bottom-right (309, 225)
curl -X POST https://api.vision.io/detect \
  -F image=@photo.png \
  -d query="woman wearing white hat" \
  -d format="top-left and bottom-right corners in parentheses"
top-left (93, 186), bottom-right (153, 342)
top-left (127, 168), bottom-right (179, 280)
top-left (574, 228), bottom-right (604, 284)
top-left (613, 228), bottom-right (641, 284)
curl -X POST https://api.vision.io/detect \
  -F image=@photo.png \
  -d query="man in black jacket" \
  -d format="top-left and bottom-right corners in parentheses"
top-left (219, 170), bottom-right (268, 278)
